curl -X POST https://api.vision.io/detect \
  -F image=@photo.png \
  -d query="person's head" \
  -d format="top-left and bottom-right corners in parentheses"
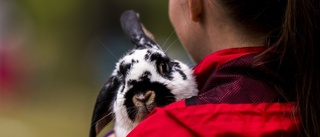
top-left (169, 0), bottom-right (320, 136)
top-left (168, 0), bottom-right (286, 62)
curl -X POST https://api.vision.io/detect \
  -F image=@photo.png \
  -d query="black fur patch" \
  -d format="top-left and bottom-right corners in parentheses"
top-left (172, 62), bottom-right (187, 80)
top-left (144, 50), bottom-right (152, 60)
top-left (124, 79), bottom-right (175, 121)
top-left (120, 83), bottom-right (125, 93)
top-left (119, 61), bottom-right (132, 76)
top-left (150, 53), bottom-right (162, 62)
top-left (128, 79), bottom-right (137, 85)
top-left (144, 54), bottom-right (150, 60)
top-left (140, 71), bottom-right (152, 80)
top-left (177, 70), bottom-right (187, 80)
top-left (90, 76), bottom-right (120, 137)
top-left (171, 62), bottom-right (181, 69)
top-left (131, 59), bottom-right (139, 64)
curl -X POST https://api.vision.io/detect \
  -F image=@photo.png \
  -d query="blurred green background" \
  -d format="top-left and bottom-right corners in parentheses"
top-left (0, 0), bottom-right (192, 137)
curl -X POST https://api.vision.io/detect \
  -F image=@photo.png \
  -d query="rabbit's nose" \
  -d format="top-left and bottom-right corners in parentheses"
top-left (133, 90), bottom-right (155, 106)
top-left (136, 92), bottom-right (151, 102)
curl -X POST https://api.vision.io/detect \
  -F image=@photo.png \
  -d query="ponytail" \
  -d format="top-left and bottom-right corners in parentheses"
top-left (274, 0), bottom-right (320, 136)
top-left (218, 0), bottom-right (320, 136)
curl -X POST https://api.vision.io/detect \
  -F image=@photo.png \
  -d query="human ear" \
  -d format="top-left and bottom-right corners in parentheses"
top-left (188, 0), bottom-right (203, 22)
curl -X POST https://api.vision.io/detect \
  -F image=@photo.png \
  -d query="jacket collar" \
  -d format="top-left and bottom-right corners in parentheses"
top-left (193, 47), bottom-right (266, 90)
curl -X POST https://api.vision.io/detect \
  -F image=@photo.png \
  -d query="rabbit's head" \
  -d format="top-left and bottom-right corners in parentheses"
top-left (90, 10), bottom-right (198, 137)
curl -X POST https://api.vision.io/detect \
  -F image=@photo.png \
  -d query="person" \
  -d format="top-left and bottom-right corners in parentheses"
top-left (111, 0), bottom-right (320, 136)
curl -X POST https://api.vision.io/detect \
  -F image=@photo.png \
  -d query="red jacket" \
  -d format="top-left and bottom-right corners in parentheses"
top-left (127, 47), bottom-right (300, 137)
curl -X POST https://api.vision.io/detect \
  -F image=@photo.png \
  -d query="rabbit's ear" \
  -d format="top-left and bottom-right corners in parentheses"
top-left (90, 76), bottom-right (121, 137)
top-left (120, 10), bottom-right (161, 50)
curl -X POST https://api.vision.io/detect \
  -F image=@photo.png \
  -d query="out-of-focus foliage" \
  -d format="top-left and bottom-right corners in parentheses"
top-left (0, 0), bottom-right (192, 137)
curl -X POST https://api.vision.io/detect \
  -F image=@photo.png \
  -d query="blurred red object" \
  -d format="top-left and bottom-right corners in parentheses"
top-left (0, 1), bottom-right (30, 103)
top-left (0, 45), bottom-right (22, 96)
top-left (0, 43), bottom-right (29, 105)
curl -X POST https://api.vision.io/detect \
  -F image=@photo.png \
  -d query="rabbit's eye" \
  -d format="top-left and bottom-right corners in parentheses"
top-left (158, 62), bottom-right (170, 75)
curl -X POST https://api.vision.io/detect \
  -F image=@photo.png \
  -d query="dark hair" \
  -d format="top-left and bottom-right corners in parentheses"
top-left (218, 0), bottom-right (320, 136)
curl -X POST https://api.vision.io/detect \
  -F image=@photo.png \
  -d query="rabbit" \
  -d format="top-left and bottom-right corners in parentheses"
top-left (89, 10), bottom-right (198, 137)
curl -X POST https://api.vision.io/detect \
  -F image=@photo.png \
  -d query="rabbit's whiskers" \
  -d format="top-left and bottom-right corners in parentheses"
top-left (95, 34), bottom-right (119, 60)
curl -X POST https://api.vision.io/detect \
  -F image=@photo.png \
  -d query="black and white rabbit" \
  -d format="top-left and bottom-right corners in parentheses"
top-left (90, 10), bottom-right (198, 137)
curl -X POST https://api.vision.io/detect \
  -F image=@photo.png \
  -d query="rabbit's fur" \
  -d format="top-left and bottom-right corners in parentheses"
top-left (90, 10), bottom-right (198, 137)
